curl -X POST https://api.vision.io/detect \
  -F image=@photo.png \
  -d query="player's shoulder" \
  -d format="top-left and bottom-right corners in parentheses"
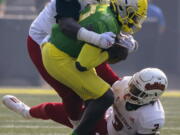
top-left (112, 76), bottom-right (132, 97)
top-left (137, 100), bottom-right (165, 130)
top-left (91, 4), bottom-right (120, 33)
top-left (112, 76), bottom-right (132, 89)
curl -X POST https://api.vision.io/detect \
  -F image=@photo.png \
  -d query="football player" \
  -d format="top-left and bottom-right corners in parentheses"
top-left (28, 0), bottom-right (119, 125)
top-left (2, 68), bottom-right (167, 135)
top-left (27, 0), bottom-right (136, 126)
top-left (39, 0), bottom-right (148, 134)
top-left (40, 0), bottom-right (148, 134)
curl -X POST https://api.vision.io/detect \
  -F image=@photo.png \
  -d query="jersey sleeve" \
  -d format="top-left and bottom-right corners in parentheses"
top-left (137, 111), bottom-right (165, 134)
top-left (112, 81), bottom-right (122, 96)
top-left (55, 0), bottom-right (81, 21)
top-left (112, 77), bottom-right (131, 99)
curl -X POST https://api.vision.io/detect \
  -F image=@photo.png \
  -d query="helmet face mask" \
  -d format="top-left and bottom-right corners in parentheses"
top-left (112, 0), bottom-right (148, 34)
top-left (124, 68), bottom-right (168, 105)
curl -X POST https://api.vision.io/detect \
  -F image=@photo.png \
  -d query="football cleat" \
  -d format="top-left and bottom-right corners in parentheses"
top-left (2, 95), bottom-right (32, 119)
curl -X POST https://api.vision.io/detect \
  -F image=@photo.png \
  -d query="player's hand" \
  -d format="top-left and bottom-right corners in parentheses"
top-left (116, 33), bottom-right (139, 53)
top-left (98, 32), bottom-right (116, 49)
top-left (77, 28), bottom-right (116, 49)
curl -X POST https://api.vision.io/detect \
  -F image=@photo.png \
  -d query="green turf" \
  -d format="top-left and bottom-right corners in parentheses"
top-left (0, 94), bottom-right (179, 135)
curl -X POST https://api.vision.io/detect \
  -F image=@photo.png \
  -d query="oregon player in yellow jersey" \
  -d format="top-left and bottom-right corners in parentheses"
top-left (41, 0), bottom-right (148, 135)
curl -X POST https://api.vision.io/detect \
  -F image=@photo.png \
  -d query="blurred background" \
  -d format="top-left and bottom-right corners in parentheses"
top-left (0, 0), bottom-right (179, 89)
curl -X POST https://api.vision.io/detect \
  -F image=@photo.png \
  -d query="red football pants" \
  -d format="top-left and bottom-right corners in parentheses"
top-left (30, 102), bottom-right (108, 135)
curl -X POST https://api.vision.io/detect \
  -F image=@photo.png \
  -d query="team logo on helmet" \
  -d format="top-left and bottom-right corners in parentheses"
top-left (145, 82), bottom-right (166, 91)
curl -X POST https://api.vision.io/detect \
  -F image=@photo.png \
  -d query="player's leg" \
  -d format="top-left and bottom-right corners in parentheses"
top-left (93, 117), bottom-right (108, 135)
top-left (30, 102), bottom-right (73, 128)
top-left (32, 102), bottom-right (108, 135)
top-left (95, 62), bottom-right (120, 85)
top-left (73, 89), bottom-right (113, 135)
top-left (30, 102), bottom-right (108, 135)
top-left (27, 36), bottom-right (83, 121)
top-left (2, 95), bottom-right (73, 128)
top-left (27, 36), bottom-right (119, 121)
top-left (41, 42), bottom-right (114, 135)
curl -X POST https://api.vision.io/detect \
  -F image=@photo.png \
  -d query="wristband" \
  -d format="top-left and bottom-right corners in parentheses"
top-left (77, 27), bottom-right (101, 46)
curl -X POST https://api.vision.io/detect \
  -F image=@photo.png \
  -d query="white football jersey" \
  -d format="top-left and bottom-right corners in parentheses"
top-left (106, 76), bottom-right (165, 135)
top-left (29, 0), bottom-right (100, 45)
top-left (29, 0), bottom-right (56, 45)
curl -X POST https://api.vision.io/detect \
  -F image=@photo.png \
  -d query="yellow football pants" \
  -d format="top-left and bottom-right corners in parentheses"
top-left (41, 42), bottom-right (110, 100)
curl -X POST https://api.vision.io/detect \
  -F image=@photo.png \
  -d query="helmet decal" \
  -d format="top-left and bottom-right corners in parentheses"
top-left (125, 68), bottom-right (168, 105)
top-left (145, 82), bottom-right (166, 91)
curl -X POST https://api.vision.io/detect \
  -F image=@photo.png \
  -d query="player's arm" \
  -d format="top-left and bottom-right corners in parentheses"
top-left (75, 41), bottom-right (129, 71)
top-left (75, 33), bottom-right (138, 71)
top-left (55, 0), bottom-right (115, 49)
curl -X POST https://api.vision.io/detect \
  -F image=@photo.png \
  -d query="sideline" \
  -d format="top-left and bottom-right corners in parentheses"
top-left (0, 88), bottom-right (179, 97)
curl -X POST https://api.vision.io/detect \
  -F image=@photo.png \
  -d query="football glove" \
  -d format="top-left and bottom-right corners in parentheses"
top-left (98, 32), bottom-right (116, 49)
top-left (77, 27), bottom-right (116, 49)
top-left (115, 33), bottom-right (139, 53)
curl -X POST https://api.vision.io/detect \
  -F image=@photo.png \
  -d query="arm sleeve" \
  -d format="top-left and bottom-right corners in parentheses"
top-left (55, 0), bottom-right (81, 21)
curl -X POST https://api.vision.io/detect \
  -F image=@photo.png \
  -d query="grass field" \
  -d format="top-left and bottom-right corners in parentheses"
top-left (0, 89), bottom-right (180, 135)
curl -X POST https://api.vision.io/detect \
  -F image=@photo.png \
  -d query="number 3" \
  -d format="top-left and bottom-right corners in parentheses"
top-left (152, 124), bottom-right (159, 132)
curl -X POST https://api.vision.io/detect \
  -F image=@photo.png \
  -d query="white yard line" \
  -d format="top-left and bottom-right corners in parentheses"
top-left (0, 125), bottom-right (180, 130)
top-left (163, 127), bottom-right (180, 130)
top-left (0, 120), bottom-right (52, 123)
top-left (0, 125), bottom-right (68, 129)
top-left (0, 133), bottom-right (68, 135)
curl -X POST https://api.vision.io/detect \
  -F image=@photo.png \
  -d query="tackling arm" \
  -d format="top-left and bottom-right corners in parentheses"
top-left (59, 18), bottom-right (116, 49)
top-left (58, 17), bottom-right (81, 39)
top-left (56, 0), bottom-right (115, 49)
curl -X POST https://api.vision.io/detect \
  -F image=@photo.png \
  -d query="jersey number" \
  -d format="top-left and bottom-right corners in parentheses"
top-left (79, 5), bottom-right (97, 22)
top-left (152, 124), bottom-right (160, 132)
top-left (112, 114), bottom-right (124, 131)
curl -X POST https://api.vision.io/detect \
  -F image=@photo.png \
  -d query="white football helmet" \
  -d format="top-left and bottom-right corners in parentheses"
top-left (111, 0), bottom-right (148, 34)
top-left (124, 68), bottom-right (168, 105)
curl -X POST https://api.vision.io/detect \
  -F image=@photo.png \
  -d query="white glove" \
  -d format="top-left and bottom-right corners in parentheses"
top-left (117, 33), bottom-right (139, 53)
top-left (98, 32), bottom-right (116, 49)
top-left (77, 27), bottom-right (116, 49)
